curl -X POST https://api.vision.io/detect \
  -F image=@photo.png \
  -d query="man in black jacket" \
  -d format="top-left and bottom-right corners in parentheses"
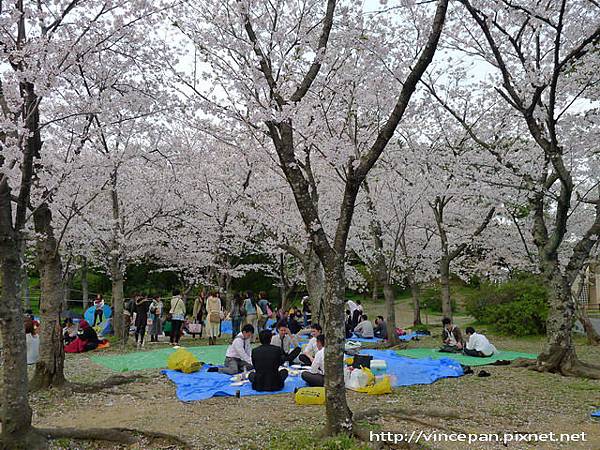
top-left (248, 330), bottom-right (288, 391)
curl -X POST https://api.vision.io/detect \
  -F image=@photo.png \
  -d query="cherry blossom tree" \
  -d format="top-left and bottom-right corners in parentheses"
top-left (173, 0), bottom-right (449, 433)
top-left (431, 0), bottom-right (600, 377)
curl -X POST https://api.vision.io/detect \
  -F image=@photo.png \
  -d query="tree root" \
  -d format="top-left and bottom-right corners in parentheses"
top-left (69, 374), bottom-right (148, 393)
top-left (512, 350), bottom-right (600, 379)
top-left (38, 426), bottom-right (191, 449)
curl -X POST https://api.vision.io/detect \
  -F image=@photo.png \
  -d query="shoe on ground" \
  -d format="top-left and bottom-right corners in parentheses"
top-left (491, 359), bottom-right (511, 366)
top-left (207, 367), bottom-right (219, 373)
top-left (173, 345), bottom-right (181, 349)
top-left (478, 370), bottom-right (491, 377)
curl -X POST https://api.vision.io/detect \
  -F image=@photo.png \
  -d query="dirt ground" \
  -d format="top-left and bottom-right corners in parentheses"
top-left (24, 320), bottom-right (600, 450)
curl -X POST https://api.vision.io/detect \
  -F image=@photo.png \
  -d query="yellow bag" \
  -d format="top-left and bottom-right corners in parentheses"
top-left (356, 376), bottom-right (392, 395)
top-left (167, 348), bottom-right (202, 374)
top-left (362, 367), bottom-right (376, 386)
top-left (294, 387), bottom-right (326, 405)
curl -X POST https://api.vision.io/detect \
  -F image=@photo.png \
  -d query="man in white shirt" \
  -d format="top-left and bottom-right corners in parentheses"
top-left (464, 327), bottom-right (497, 357)
top-left (301, 334), bottom-right (325, 387)
top-left (210, 324), bottom-right (254, 374)
top-left (354, 314), bottom-right (374, 339)
top-left (299, 323), bottom-right (322, 365)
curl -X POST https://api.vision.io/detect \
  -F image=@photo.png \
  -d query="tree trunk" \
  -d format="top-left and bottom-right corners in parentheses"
top-left (279, 253), bottom-right (288, 310)
top-left (382, 280), bottom-right (399, 345)
top-left (410, 280), bottom-right (422, 326)
top-left (280, 289), bottom-right (288, 312)
top-left (0, 180), bottom-right (44, 448)
top-left (371, 277), bottom-right (378, 302)
top-left (62, 270), bottom-right (74, 312)
top-left (22, 266), bottom-right (31, 310)
top-left (322, 262), bottom-right (353, 434)
top-left (109, 172), bottom-right (125, 342)
top-left (304, 247), bottom-right (325, 324)
top-left (111, 257), bottom-right (125, 342)
top-left (225, 273), bottom-right (233, 311)
top-left (440, 257), bottom-right (452, 319)
top-left (81, 257), bottom-right (89, 310)
top-left (534, 266), bottom-right (600, 378)
top-left (31, 203), bottom-right (66, 390)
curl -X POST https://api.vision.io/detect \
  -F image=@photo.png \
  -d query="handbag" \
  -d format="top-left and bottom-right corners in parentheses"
top-left (188, 323), bottom-right (202, 333)
top-left (255, 304), bottom-right (263, 320)
top-left (266, 305), bottom-right (273, 318)
top-left (209, 311), bottom-right (220, 323)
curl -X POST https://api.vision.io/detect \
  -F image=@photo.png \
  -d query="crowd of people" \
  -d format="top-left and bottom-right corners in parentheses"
top-left (207, 320), bottom-right (326, 390)
top-left (115, 289), bottom-right (311, 349)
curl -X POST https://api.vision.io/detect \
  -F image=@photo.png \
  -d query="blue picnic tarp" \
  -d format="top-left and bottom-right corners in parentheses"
top-left (220, 319), bottom-right (277, 335)
top-left (360, 349), bottom-right (463, 387)
top-left (84, 305), bottom-right (112, 324)
top-left (348, 331), bottom-right (426, 343)
top-left (162, 348), bottom-right (463, 401)
top-left (592, 409), bottom-right (600, 417)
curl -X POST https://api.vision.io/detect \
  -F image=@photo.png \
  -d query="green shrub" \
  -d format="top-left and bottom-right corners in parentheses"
top-left (421, 286), bottom-right (457, 314)
top-left (465, 274), bottom-right (547, 336)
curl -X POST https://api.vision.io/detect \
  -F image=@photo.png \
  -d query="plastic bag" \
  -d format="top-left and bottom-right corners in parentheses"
top-left (356, 376), bottom-right (392, 395)
top-left (295, 387), bottom-right (326, 405)
top-left (167, 348), bottom-right (202, 373)
top-left (346, 368), bottom-right (370, 390)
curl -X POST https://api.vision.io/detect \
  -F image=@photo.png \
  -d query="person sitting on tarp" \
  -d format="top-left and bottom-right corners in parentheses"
top-left (208, 324), bottom-right (254, 374)
top-left (373, 316), bottom-right (388, 340)
top-left (301, 334), bottom-right (325, 387)
top-left (344, 310), bottom-right (353, 338)
top-left (439, 317), bottom-right (463, 353)
top-left (286, 313), bottom-right (302, 335)
top-left (271, 322), bottom-right (301, 363)
top-left (354, 314), bottom-right (374, 339)
top-left (299, 323), bottom-right (322, 366)
top-left (62, 318), bottom-right (78, 344)
top-left (248, 330), bottom-right (288, 391)
top-left (65, 320), bottom-right (100, 353)
top-left (464, 327), bottom-right (497, 357)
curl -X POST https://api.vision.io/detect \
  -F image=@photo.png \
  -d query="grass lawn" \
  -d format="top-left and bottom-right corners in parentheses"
top-left (16, 296), bottom-right (600, 449)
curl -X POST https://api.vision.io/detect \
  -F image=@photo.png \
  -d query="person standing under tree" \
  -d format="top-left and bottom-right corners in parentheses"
top-left (169, 289), bottom-right (186, 347)
top-left (192, 291), bottom-right (206, 338)
top-left (244, 291), bottom-right (259, 341)
top-left (301, 296), bottom-right (312, 327)
top-left (230, 293), bottom-right (245, 342)
top-left (149, 295), bottom-right (163, 343)
top-left (257, 291), bottom-right (270, 331)
top-left (134, 294), bottom-right (152, 348)
top-left (206, 290), bottom-right (222, 345)
top-left (92, 294), bottom-right (105, 326)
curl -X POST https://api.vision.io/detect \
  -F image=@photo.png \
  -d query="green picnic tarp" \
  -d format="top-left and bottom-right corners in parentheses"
top-left (90, 345), bottom-right (229, 372)
top-left (395, 348), bottom-right (538, 366)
